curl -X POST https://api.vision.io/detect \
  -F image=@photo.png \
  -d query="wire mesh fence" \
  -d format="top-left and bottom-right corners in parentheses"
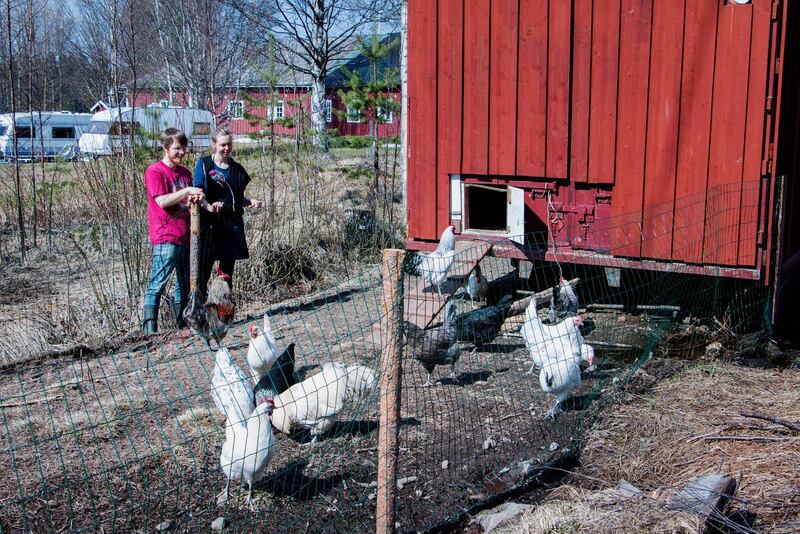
top-left (0, 183), bottom-right (781, 533)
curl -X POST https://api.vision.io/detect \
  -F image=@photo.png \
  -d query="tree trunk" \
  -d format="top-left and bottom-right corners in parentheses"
top-left (28, 0), bottom-right (37, 248)
top-left (7, 0), bottom-right (26, 260)
top-left (310, 75), bottom-right (326, 147)
top-left (153, 0), bottom-right (174, 103)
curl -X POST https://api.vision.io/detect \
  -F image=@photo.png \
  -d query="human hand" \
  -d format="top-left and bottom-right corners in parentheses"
top-left (248, 199), bottom-right (263, 209)
top-left (185, 193), bottom-right (205, 206)
top-left (211, 201), bottom-right (224, 213)
top-left (183, 186), bottom-right (203, 197)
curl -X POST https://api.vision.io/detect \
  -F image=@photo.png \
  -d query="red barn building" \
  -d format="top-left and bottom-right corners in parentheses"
top-left (406, 0), bottom-right (800, 321)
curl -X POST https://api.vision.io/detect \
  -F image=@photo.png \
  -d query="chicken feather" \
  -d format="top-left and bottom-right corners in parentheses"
top-left (246, 314), bottom-right (283, 385)
top-left (271, 363), bottom-right (376, 443)
top-left (417, 225), bottom-right (456, 294)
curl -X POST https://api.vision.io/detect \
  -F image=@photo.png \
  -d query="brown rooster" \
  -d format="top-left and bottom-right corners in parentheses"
top-left (184, 265), bottom-right (236, 348)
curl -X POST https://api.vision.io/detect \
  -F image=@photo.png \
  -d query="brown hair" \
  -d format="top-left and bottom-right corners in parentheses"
top-left (160, 128), bottom-right (188, 150)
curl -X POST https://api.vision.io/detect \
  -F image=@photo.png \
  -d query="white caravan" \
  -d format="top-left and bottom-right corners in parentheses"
top-left (0, 112), bottom-right (93, 161)
top-left (78, 105), bottom-right (214, 157)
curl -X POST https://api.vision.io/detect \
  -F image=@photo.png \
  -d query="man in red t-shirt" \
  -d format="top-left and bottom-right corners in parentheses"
top-left (142, 128), bottom-right (206, 334)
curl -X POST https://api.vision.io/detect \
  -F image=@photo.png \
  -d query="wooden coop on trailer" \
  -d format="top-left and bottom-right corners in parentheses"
top-left (405, 0), bottom-right (800, 325)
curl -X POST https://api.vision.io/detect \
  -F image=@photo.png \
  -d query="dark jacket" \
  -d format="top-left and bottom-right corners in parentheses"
top-left (194, 155), bottom-right (251, 261)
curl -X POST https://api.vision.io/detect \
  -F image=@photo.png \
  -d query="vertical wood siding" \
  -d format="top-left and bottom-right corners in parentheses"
top-left (462, 0), bottom-right (491, 176)
top-left (516, 0), bottom-right (549, 177)
top-left (488, 0), bottom-right (518, 176)
top-left (546, 0), bottom-right (572, 178)
top-left (407, 0), bottom-right (438, 240)
top-left (407, 0), bottom-right (777, 269)
top-left (586, 0), bottom-right (620, 185)
top-left (437, 0), bottom-right (464, 231)
top-left (610, 0), bottom-right (653, 257)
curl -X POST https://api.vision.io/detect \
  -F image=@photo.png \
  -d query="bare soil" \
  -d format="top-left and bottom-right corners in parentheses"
top-left (0, 264), bottom-right (649, 534)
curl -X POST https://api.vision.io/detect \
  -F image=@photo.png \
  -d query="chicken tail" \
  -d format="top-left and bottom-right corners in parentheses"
top-left (402, 251), bottom-right (423, 276)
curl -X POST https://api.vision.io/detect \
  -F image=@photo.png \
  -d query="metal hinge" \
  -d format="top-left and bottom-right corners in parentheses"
top-left (771, 0), bottom-right (780, 20)
top-left (756, 173), bottom-right (772, 248)
top-left (761, 157), bottom-right (772, 176)
top-left (775, 56), bottom-right (781, 76)
top-left (761, 143), bottom-right (775, 176)
top-left (595, 192), bottom-right (612, 205)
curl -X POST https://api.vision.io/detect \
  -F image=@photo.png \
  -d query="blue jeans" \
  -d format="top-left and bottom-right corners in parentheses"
top-left (144, 243), bottom-right (189, 307)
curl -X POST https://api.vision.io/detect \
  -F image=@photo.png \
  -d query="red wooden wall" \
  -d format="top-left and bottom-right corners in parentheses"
top-left (407, 0), bottom-right (782, 272)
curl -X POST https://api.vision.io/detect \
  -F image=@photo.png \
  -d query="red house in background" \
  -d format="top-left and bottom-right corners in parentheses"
top-left (125, 34), bottom-right (400, 141)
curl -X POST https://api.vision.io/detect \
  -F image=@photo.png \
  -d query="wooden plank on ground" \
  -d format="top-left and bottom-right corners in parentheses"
top-left (404, 240), bottom-right (492, 328)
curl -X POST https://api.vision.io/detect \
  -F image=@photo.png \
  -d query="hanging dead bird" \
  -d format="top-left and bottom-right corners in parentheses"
top-left (185, 266), bottom-right (235, 349)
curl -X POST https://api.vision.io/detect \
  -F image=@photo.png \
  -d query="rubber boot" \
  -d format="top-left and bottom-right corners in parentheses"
top-left (173, 300), bottom-right (187, 329)
top-left (143, 305), bottom-right (158, 334)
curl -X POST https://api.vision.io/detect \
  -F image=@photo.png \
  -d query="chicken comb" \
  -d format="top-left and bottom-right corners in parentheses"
top-left (213, 266), bottom-right (231, 281)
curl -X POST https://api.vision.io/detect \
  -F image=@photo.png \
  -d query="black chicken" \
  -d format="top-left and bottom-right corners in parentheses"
top-left (550, 276), bottom-right (580, 322)
top-left (252, 343), bottom-right (297, 398)
top-left (404, 301), bottom-right (460, 386)
top-left (455, 294), bottom-right (514, 348)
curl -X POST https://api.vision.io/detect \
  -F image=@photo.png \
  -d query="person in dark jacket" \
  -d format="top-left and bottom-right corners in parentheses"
top-left (193, 128), bottom-right (262, 293)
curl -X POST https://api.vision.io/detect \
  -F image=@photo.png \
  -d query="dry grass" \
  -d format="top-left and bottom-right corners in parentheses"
top-left (496, 361), bottom-right (800, 533)
top-left (0, 147), bottom-right (403, 367)
top-left (497, 486), bottom-right (699, 534)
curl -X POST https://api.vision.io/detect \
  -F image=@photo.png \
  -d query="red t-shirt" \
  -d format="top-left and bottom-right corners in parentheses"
top-left (144, 160), bottom-right (193, 245)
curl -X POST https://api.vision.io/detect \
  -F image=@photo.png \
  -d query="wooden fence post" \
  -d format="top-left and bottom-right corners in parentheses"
top-left (188, 203), bottom-right (200, 293)
top-left (376, 248), bottom-right (405, 534)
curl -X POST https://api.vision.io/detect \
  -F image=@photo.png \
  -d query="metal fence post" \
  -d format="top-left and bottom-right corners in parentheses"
top-left (377, 248), bottom-right (405, 534)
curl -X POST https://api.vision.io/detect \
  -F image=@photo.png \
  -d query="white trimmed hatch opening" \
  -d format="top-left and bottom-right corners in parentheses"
top-left (449, 175), bottom-right (525, 245)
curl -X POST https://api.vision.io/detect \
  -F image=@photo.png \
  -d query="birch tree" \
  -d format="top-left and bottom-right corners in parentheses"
top-left (153, 0), bottom-right (254, 111)
top-left (230, 0), bottom-right (397, 146)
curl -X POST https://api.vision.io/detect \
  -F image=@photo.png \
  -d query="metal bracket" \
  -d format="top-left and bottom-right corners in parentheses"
top-left (531, 182), bottom-right (558, 199)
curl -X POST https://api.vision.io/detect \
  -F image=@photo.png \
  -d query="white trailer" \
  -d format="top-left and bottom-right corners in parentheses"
top-left (78, 105), bottom-right (214, 157)
top-left (0, 112), bottom-right (93, 161)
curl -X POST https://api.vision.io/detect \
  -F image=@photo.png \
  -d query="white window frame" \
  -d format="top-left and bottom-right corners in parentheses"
top-left (377, 106), bottom-right (393, 124)
top-left (267, 100), bottom-right (285, 121)
top-left (324, 99), bottom-right (333, 123)
top-left (346, 106), bottom-right (361, 123)
top-left (227, 100), bottom-right (245, 119)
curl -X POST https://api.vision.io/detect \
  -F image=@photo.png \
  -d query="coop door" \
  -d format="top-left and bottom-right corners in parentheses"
top-left (507, 186), bottom-right (525, 244)
top-left (450, 174), bottom-right (463, 232)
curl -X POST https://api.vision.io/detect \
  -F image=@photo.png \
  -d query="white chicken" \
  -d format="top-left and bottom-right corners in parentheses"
top-left (416, 225), bottom-right (456, 295)
top-left (211, 348), bottom-right (276, 510)
top-left (271, 362), bottom-right (377, 444)
top-left (466, 264), bottom-right (488, 309)
top-left (246, 314), bottom-right (283, 385)
top-left (539, 344), bottom-right (593, 419)
top-left (521, 296), bottom-right (585, 374)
